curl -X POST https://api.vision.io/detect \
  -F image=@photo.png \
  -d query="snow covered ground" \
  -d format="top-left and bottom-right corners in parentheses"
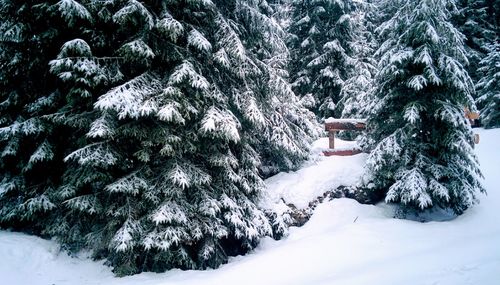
top-left (1, 129), bottom-right (499, 285)
top-left (261, 137), bottom-right (366, 210)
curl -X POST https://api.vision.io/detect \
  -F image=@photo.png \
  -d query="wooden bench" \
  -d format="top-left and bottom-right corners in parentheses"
top-left (324, 119), bottom-right (366, 157)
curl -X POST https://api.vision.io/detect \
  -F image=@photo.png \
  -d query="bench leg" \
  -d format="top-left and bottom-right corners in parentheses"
top-left (328, 131), bottom-right (336, 149)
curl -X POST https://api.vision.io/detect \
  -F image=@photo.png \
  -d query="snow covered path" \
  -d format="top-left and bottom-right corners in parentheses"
top-left (1, 129), bottom-right (499, 285)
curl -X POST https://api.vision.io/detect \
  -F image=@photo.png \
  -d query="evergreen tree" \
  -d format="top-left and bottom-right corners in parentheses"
top-left (45, 0), bottom-right (317, 275)
top-left (44, 33), bottom-right (124, 246)
top-left (288, 0), bottom-right (354, 118)
top-left (454, 0), bottom-right (499, 81)
top-left (338, 1), bottom-right (378, 120)
top-left (0, 0), bottom-right (93, 230)
top-left (476, 42), bottom-right (500, 128)
top-left (364, 0), bottom-right (484, 215)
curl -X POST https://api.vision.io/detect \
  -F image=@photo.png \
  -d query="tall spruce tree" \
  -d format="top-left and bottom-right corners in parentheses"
top-left (338, 1), bottom-right (377, 120)
top-left (0, 0), bottom-right (94, 230)
top-left (454, 0), bottom-right (500, 82)
top-left (40, 0), bottom-right (317, 275)
top-left (364, 0), bottom-right (484, 214)
top-left (288, 0), bottom-right (354, 118)
top-left (476, 42), bottom-right (500, 128)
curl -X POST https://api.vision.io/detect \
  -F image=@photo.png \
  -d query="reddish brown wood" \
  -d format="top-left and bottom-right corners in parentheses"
top-left (464, 108), bottom-right (480, 120)
top-left (323, 149), bottom-right (364, 156)
top-left (324, 122), bottom-right (366, 131)
top-left (323, 119), bottom-right (366, 156)
top-left (328, 131), bottom-right (336, 149)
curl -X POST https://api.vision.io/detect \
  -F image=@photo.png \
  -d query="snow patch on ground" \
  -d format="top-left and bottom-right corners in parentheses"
top-left (1, 129), bottom-right (499, 285)
top-left (261, 137), bottom-right (366, 210)
top-left (310, 136), bottom-right (360, 152)
top-left (0, 232), bottom-right (113, 285)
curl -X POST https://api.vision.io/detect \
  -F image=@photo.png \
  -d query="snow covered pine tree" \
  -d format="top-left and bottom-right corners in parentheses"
top-left (43, 0), bottom-right (317, 275)
top-left (337, 1), bottom-right (378, 123)
top-left (454, 0), bottom-right (499, 82)
top-left (476, 42), bottom-right (500, 128)
top-left (0, 0), bottom-right (94, 230)
top-left (288, 0), bottom-right (355, 118)
top-left (364, 0), bottom-right (485, 215)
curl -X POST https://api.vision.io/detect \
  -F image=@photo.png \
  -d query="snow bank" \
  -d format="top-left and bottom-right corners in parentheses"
top-left (310, 137), bottom-right (360, 152)
top-left (261, 137), bottom-right (366, 210)
top-left (0, 232), bottom-right (113, 285)
top-left (1, 129), bottom-right (499, 285)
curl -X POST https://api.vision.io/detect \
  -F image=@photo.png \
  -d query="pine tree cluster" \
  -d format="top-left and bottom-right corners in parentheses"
top-left (0, 0), bottom-right (318, 275)
top-left (0, 0), bottom-right (497, 275)
top-left (288, 0), bottom-right (355, 118)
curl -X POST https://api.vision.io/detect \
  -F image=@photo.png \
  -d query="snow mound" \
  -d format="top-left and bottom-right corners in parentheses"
top-left (0, 232), bottom-right (113, 285)
top-left (261, 137), bottom-right (366, 210)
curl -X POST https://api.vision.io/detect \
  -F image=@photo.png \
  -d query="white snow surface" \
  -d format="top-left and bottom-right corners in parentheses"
top-left (1, 129), bottom-right (499, 285)
top-left (324, 117), bottom-right (367, 124)
top-left (261, 137), bottom-right (366, 209)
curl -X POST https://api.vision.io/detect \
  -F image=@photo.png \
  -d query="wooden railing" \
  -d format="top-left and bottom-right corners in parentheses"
top-left (324, 119), bottom-right (366, 157)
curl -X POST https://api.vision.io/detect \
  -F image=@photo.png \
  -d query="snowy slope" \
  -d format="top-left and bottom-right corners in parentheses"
top-left (1, 129), bottom-right (499, 285)
top-left (261, 137), bottom-right (366, 210)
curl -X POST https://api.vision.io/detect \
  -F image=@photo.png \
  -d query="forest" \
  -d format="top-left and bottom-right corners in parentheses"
top-left (0, 0), bottom-right (498, 276)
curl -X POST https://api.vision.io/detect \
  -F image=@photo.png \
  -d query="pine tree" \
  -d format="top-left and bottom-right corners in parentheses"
top-left (288, 0), bottom-right (355, 118)
top-left (476, 42), bottom-right (500, 128)
top-left (364, 0), bottom-right (485, 215)
top-left (0, 0), bottom-right (94, 229)
top-left (43, 33), bottom-right (124, 246)
top-left (454, 0), bottom-right (500, 81)
top-left (45, 0), bottom-right (317, 275)
top-left (338, 1), bottom-right (378, 121)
